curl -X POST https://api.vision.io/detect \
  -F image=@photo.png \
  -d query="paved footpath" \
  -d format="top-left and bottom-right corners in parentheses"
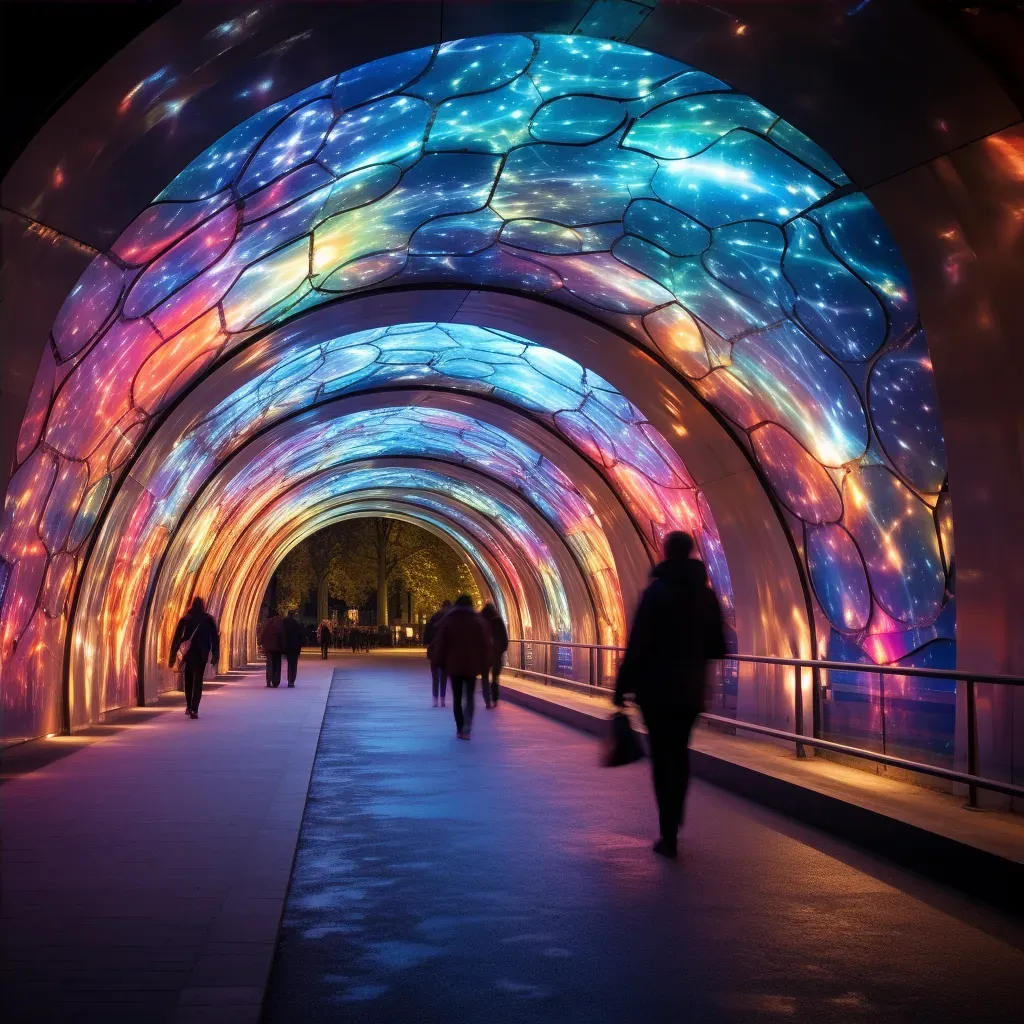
top-left (1, 656), bottom-right (335, 1024)
top-left (264, 653), bottom-right (1024, 1024)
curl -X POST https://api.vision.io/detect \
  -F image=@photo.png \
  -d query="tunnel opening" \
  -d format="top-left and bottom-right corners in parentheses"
top-left (0, 33), bottom-right (955, 775)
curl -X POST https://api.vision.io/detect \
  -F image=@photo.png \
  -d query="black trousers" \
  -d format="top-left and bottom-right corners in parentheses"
top-left (286, 651), bottom-right (299, 685)
top-left (485, 662), bottom-right (502, 705)
top-left (320, 641), bottom-right (329, 659)
top-left (641, 706), bottom-right (700, 842)
top-left (183, 661), bottom-right (206, 713)
top-left (266, 651), bottom-right (282, 687)
top-left (450, 675), bottom-right (476, 732)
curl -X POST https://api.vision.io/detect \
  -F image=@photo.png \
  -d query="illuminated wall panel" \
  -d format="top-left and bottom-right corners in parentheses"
top-left (0, 34), bottom-right (951, 750)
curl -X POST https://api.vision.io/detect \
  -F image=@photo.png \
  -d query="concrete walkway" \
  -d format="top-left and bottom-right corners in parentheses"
top-left (0, 656), bottom-right (335, 1024)
top-left (264, 653), bottom-right (1024, 1024)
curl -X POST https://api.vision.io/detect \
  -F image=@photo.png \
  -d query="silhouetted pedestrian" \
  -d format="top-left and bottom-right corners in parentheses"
top-left (430, 595), bottom-right (491, 740)
top-left (424, 600), bottom-right (451, 707)
top-left (614, 531), bottom-right (726, 859)
top-left (479, 603), bottom-right (508, 708)
top-left (318, 621), bottom-right (331, 660)
top-left (284, 611), bottom-right (303, 687)
top-left (260, 609), bottom-right (286, 688)
top-left (169, 596), bottom-right (220, 719)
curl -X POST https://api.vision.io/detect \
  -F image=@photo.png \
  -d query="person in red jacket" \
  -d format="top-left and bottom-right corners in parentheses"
top-left (429, 595), bottom-right (491, 740)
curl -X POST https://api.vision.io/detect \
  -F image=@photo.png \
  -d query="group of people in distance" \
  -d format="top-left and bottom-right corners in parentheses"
top-left (167, 528), bottom-right (724, 860)
top-left (423, 596), bottom-right (508, 739)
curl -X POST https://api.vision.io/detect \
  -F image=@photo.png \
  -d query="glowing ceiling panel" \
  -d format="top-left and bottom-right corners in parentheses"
top-left (1, 33), bottom-right (951, 742)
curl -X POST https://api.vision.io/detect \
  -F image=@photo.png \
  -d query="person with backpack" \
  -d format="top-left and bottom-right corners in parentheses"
top-left (614, 531), bottom-right (726, 859)
top-left (423, 600), bottom-right (451, 707)
top-left (479, 603), bottom-right (508, 708)
top-left (260, 608), bottom-right (286, 688)
top-left (429, 595), bottom-right (491, 740)
top-left (284, 611), bottom-right (304, 687)
top-left (169, 596), bottom-right (220, 719)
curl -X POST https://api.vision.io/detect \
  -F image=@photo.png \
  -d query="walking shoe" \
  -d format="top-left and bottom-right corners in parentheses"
top-left (189, 711), bottom-right (199, 720)
top-left (440, 699), bottom-right (446, 707)
top-left (456, 730), bottom-right (466, 739)
top-left (652, 838), bottom-right (677, 859)
top-left (184, 707), bottom-right (191, 715)
top-left (432, 698), bottom-right (438, 707)
top-left (287, 683), bottom-right (294, 688)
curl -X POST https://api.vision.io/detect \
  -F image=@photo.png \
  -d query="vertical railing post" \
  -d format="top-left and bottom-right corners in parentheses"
top-left (794, 664), bottom-right (806, 758)
top-left (879, 670), bottom-right (887, 757)
top-left (966, 676), bottom-right (979, 808)
top-left (589, 645), bottom-right (595, 692)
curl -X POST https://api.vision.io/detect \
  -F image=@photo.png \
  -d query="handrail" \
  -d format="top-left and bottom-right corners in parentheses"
top-left (506, 638), bottom-right (1024, 806)
top-left (508, 638), bottom-right (1024, 687)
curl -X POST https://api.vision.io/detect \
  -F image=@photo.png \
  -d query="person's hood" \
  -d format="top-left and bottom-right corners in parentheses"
top-left (651, 558), bottom-right (706, 587)
top-left (447, 605), bottom-right (478, 617)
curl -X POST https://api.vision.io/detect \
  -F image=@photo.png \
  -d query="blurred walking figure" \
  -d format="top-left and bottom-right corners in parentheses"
top-left (284, 611), bottom-right (303, 687)
top-left (260, 608), bottom-right (286, 688)
top-left (350, 628), bottom-right (360, 654)
top-left (614, 531), bottom-right (726, 859)
top-left (318, 620), bottom-right (331, 660)
top-left (430, 595), bottom-right (491, 740)
top-left (479, 603), bottom-right (508, 708)
top-left (423, 600), bottom-right (451, 707)
top-left (169, 596), bottom-right (220, 719)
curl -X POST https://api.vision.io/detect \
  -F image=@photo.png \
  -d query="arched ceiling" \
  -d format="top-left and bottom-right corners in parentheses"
top-left (0, 32), bottom-right (955, 743)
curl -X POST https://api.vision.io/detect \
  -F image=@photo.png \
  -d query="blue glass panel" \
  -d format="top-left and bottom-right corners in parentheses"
top-left (529, 34), bottom-right (682, 100)
top-left (768, 120), bottom-right (851, 186)
top-left (703, 221), bottom-right (793, 321)
top-left (623, 199), bottom-right (710, 257)
top-left (784, 218), bottom-right (885, 362)
top-left (314, 164), bottom-right (402, 223)
top-left (493, 138), bottom-right (656, 225)
top-left (237, 100), bottom-right (336, 193)
top-left (807, 193), bottom-right (917, 342)
top-left (843, 465), bottom-right (945, 626)
top-left (653, 130), bottom-right (833, 226)
top-left (729, 321), bottom-right (869, 465)
top-left (332, 46), bottom-right (434, 110)
top-left (320, 96), bottom-right (429, 177)
top-left (426, 75), bottom-right (541, 154)
top-left (624, 93), bottom-right (776, 159)
top-left (806, 523), bottom-right (871, 631)
top-left (624, 71), bottom-right (731, 115)
top-left (868, 331), bottom-right (947, 493)
top-left (159, 78), bottom-right (336, 201)
top-left (409, 208), bottom-right (503, 255)
top-left (500, 219), bottom-right (583, 254)
top-left (406, 35), bottom-right (533, 102)
top-left (530, 96), bottom-right (626, 144)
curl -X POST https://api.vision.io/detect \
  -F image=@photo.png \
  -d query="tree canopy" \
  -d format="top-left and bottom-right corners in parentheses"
top-left (268, 517), bottom-right (482, 622)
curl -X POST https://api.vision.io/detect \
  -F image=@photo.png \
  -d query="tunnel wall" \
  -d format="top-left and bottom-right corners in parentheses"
top-left (1, 2), bottom-right (1020, 795)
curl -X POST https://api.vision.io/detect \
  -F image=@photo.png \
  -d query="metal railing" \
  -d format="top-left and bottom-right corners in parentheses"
top-left (506, 638), bottom-right (1024, 806)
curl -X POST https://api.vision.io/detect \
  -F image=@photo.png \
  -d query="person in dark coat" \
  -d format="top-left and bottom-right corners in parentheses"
top-left (479, 603), bottom-right (508, 708)
top-left (423, 600), bottom-right (451, 707)
top-left (429, 595), bottom-right (491, 740)
top-left (260, 609), bottom-right (286, 688)
top-left (614, 531), bottom-right (726, 859)
top-left (284, 611), bottom-right (303, 687)
top-left (318, 621), bottom-right (331, 660)
top-left (169, 596), bottom-right (220, 719)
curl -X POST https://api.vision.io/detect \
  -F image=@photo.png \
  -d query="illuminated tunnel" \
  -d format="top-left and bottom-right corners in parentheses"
top-left (4, 12), bottom-right (1019, 785)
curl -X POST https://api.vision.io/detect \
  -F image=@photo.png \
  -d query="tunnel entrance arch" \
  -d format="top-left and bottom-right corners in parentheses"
top-left (0, 33), bottom-right (952, 763)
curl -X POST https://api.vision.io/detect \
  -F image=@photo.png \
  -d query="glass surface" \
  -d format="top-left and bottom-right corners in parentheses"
top-left (0, 34), bottom-right (952, 747)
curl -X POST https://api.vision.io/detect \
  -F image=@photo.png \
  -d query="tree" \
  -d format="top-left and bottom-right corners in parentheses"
top-left (307, 523), bottom-right (347, 622)
top-left (398, 539), bottom-right (481, 615)
top-left (274, 544), bottom-right (316, 615)
top-left (283, 518), bottom-right (486, 626)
